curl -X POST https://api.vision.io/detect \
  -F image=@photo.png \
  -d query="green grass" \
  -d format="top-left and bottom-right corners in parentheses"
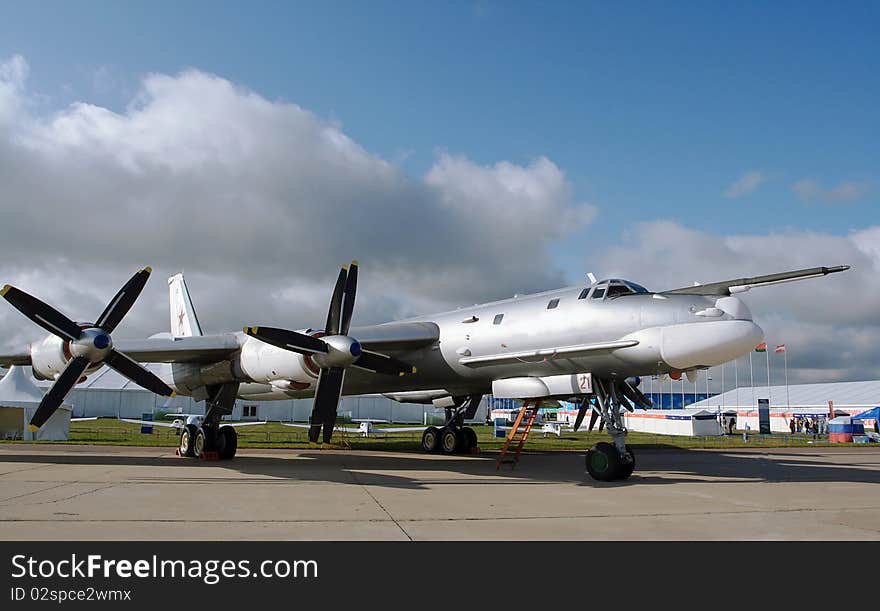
top-left (1, 418), bottom-right (876, 452)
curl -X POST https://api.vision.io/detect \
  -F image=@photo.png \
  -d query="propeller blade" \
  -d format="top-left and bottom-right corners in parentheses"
top-left (1, 285), bottom-right (82, 341)
top-left (105, 350), bottom-right (174, 396)
top-left (308, 366), bottom-right (345, 444)
top-left (244, 326), bottom-right (329, 355)
top-left (340, 261), bottom-right (358, 335)
top-left (95, 267), bottom-right (152, 333)
top-left (29, 356), bottom-right (90, 430)
top-left (354, 350), bottom-right (415, 376)
top-left (325, 266), bottom-right (348, 335)
top-left (573, 396), bottom-right (591, 431)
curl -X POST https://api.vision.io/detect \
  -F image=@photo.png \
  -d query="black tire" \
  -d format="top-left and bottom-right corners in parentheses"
top-left (193, 428), bottom-right (209, 457)
top-left (219, 426), bottom-right (238, 460)
top-left (440, 427), bottom-right (461, 454)
top-left (585, 442), bottom-right (620, 481)
top-left (462, 427), bottom-right (478, 452)
top-left (616, 444), bottom-right (635, 480)
top-left (179, 424), bottom-right (197, 457)
top-left (421, 426), bottom-right (440, 453)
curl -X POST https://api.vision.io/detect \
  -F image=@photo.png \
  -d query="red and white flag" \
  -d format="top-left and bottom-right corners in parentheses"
top-left (775, 344), bottom-right (786, 354)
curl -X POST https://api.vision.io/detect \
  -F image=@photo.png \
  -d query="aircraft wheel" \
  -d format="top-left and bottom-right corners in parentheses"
top-left (585, 442), bottom-right (620, 482)
top-left (421, 426), bottom-right (441, 453)
top-left (616, 445), bottom-right (635, 480)
top-left (219, 426), bottom-right (238, 460)
top-left (461, 427), bottom-right (478, 452)
top-left (179, 424), bottom-right (197, 457)
top-left (440, 427), bottom-right (461, 454)
top-left (193, 428), bottom-right (209, 457)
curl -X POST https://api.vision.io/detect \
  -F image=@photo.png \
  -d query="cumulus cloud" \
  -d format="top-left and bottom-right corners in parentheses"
top-left (0, 55), bottom-right (595, 350)
top-left (723, 171), bottom-right (765, 198)
top-left (595, 221), bottom-right (880, 386)
top-left (792, 178), bottom-right (870, 203)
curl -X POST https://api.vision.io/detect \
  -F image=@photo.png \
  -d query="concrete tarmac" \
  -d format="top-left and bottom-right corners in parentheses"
top-left (1, 444), bottom-right (878, 540)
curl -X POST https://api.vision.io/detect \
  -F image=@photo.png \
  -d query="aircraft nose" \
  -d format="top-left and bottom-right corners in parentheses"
top-left (661, 320), bottom-right (764, 369)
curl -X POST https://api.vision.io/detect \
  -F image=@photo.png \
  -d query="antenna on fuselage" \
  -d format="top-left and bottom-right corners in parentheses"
top-left (587, 272), bottom-right (597, 285)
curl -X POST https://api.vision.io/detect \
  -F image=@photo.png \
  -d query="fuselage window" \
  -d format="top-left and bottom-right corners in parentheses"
top-left (493, 313), bottom-right (504, 325)
top-left (578, 288), bottom-right (590, 299)
top-left (591, 287), bottom-right (606, 299)
top-left (547, 298), bottom-right (560, 309)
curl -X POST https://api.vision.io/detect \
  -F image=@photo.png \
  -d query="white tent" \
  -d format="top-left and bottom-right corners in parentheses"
top-left (0, 366), bottom-right (71, 441)
top-left (623, 408), bottom-right (724, 436)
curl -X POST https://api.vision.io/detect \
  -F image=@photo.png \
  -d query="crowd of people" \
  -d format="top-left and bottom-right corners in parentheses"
top-left (789, 416), bottom-right (826, 439)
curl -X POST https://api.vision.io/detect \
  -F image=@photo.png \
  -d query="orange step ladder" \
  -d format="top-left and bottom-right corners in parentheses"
top-left (496, 401), bottom-right (541, 470)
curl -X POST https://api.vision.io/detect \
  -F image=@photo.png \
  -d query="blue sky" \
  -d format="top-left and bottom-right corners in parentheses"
top-left (2, 1), bottom-right (876, 256)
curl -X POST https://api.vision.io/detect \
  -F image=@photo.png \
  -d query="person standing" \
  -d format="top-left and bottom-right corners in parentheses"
top-left (743, 422), bottom-right (750, 443)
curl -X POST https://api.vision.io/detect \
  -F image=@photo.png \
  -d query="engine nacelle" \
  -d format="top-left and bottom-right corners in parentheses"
top-left (29, 334), bottom-right (102, 381)
top-left (236, 335), bottom-right (318, 386)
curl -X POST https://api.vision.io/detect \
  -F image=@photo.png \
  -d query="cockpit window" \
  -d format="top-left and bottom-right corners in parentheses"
top-left (547, 298), bottom-right (560, 309)
top-left (578, 288), bottom-right (590, 299)
top-left (590, 279), bottom-right (650, 300)
top-left (493, 313), bottom-right (504, 325)
top-left (605, 284), bottom-right (633, 298)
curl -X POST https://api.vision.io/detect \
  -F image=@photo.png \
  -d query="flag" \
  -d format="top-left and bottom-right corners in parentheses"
top-left (774, 344), bottom-right (786, 354)
top-left (755, 342), bottom-right (767, 352)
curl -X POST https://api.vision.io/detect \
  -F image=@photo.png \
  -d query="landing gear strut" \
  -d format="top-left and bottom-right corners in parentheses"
top-left (583, 378), bottom-right (644, 481)
top-left (179, 383), bottom-right (240, 460)
top-left (421, 394), bottom-right (481, 454)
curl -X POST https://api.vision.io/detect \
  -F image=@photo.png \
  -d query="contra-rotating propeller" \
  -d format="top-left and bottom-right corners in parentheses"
top-left (1, 267), bottom-right (174, 430)
top-left (244, 261), bottom-right (416, 444)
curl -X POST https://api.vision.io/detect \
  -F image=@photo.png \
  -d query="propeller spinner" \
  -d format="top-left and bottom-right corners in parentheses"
top-left (1, 267), bottom-right (175, 430)
top-left (244, 261), bottom-right (416, 444)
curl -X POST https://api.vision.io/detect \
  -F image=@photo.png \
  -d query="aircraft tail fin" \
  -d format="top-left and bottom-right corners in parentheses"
top-left (168, 273), bottom-right (203, 337)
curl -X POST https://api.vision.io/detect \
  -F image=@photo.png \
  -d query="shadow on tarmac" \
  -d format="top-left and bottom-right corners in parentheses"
top-left (0, 444), bottom-right (878, 490)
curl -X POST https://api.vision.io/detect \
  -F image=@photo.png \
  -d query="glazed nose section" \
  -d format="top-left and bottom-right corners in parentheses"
top-left (661, 319), bottom-right (764, 369)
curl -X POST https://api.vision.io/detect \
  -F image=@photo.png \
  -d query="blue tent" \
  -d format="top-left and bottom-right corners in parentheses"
top-left (852, 407), bottom-right (880, 421)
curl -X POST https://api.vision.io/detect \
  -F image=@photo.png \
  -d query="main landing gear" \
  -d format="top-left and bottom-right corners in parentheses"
top-left (581, 377), bottom-right (650, 481)
top-left (420, 394), bottom-right (481, 455)
top-left (178, 383), bottom-right (240, 460)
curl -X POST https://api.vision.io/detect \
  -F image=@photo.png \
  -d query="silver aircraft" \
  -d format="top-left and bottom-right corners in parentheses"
top-left (0, 262), bottom-right (849, 480)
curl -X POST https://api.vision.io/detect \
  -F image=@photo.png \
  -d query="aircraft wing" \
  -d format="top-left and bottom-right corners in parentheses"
top-left (112, 335), bottom-right (242, 363)
top-left (347, 321), bottom-right (439, 352)
top-left (372, 426), bottom-right (427, 433)
top-left (0, 350), bottom-right (32, 367)
top-left (458, 340), bottom-right (639, 367)
top-left (225, 420), bottom-right (268, 427)
top-left (3, 323), bottom-right (438, 367)
top-left (661, 265), bottom-right (849, 296)
top-left (70, 417), bottom-right (98, 422)
top-left (281, 423), bottom-right (363, 433)
top-left (120, 418), bottom-right (183, 428)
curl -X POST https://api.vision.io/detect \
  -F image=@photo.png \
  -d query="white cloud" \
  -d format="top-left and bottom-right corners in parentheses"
top-left (792, 178), bottom-right (869, 203)
top-left (0, 56), bottom-right (594, 350)
top-left (594, 221), bottom-right (880, 385)
top-left (723, 170), bottom-right (765, 198)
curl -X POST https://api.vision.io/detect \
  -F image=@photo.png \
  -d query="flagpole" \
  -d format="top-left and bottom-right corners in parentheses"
top-left (734, 357), bottom-right (739, 408)
top-left (749, 351), bottom-right (755, 407)
top-left (785, 348), bottom-right (790, 409)
top-left (766, 345), bottom-right (771, 405)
